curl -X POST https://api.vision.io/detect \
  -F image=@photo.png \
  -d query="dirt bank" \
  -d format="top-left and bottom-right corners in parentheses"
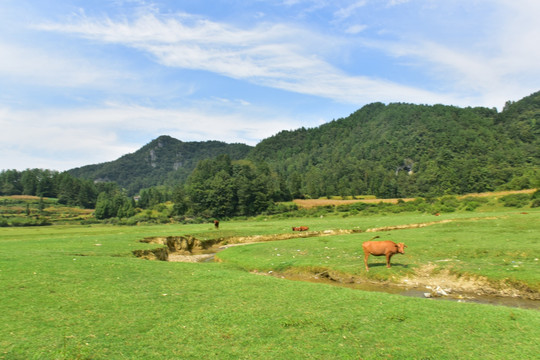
top-left (133, 229), bottom-right (363, 261)
top-left (251, 264), bottom-right (540, 302)
top-left (133, 235), bottom-right (221, 260)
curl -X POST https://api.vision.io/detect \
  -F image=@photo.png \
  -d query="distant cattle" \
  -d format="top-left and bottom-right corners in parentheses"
top-left (362, 239), bottom-right (407, 271)
top-left (214, 220), bottom-right (219, 229)
top-left (292, 226), bottom-right (309, 231)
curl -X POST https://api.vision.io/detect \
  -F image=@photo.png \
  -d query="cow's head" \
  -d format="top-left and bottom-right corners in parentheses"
top-left (397, 243), bottom-right (407, 254)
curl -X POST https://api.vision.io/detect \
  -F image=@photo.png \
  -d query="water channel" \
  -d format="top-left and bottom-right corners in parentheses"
top-left (184, 253), bottom-right (540, 311)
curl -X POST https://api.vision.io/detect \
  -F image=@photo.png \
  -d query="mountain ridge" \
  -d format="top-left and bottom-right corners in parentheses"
top-left (68, 91), bottom-right (540, 197)
top-left (68, 135), bottom-right (253, 194)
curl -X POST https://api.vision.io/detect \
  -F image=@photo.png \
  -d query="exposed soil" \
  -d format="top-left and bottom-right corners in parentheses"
top-left (133, 235), bottom-right (221, 261)
top-left (402, 263), bottom-right (538, 299)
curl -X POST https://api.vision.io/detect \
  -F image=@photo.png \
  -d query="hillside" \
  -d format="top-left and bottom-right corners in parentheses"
top-left (68, 91), bottom-right (540, 197)
top-left (68, 135), bottom-right (252, 194)
top-left (249, 91), bottom-right (540, 198)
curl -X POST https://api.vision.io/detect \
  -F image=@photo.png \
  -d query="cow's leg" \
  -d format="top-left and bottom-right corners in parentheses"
top-left (363, 252), bottom-right (370, 271)
top-left (386, 253), bottom-right (393, 268)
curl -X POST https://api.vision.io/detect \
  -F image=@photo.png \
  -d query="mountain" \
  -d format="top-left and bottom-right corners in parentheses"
top-left (249, 91), bottom-right (540, 197)
top-left (68, 135), bottom-right (252, 194)
top-left (68, 91), bottom-right (540, 197)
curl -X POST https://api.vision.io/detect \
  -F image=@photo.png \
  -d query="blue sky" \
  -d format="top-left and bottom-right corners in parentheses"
top-left (1, 0), bottom-right (539, 171)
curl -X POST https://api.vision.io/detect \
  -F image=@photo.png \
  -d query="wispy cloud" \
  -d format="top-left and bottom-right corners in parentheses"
top-left (344, 24), bottom-right (367, 34)
top-left (36, 12), bottom-right (456, 106)
top-left (334, 1), bottom-right (367, 20)
top-left (357, 0), bottom-right (540, 106)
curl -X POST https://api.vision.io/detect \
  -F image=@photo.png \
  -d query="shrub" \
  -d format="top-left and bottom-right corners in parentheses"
top-left (463, 201), bottom-right (480, 211)
top-left (9, 218), bottom-right (51, 227)
top-left (499, 194), bottom-right (530, 207)
top-left (440, 195), bottom-right (460, 209)
top-left (80, 218), bottom-right (101, 225)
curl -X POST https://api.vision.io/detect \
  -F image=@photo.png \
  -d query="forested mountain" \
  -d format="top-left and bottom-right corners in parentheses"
top-left (65, 91), bottom-right (539, 199)
top-left (68, 136), bottom-right (252, 195)
top-left (249, 91), bottom-right (540, 198)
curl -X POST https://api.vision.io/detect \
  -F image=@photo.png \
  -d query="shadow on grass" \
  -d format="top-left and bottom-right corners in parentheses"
top-left (366, 262), bottom-right (409, 269)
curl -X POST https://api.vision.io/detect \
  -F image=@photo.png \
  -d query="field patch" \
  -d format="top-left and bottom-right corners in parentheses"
top-left (293, 189), bottom-right (536, 209)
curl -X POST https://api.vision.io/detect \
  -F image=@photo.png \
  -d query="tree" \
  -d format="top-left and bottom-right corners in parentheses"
top-left (94, 192), bottom-right (113, 220)
top-left (21, 170), bottom-right (38, 195)
top-left (171, 185), bottom-right (188, 216)
top-left (185, 156), bottom-right (277, 217)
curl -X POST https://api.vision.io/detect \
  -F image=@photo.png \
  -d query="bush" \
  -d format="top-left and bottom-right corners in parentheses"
top-left (463, 201), bottom-right (480, 211)
top-left (80, 218), bottom-right (101, 225)
top-left (265, 203), bottom-right (298, 214)
top-left (9, 218), bottom-right (51, 227)
top-left (499, 194), bottom-right (530, 207)
top-left (440, 195), bottom-right (460, 209)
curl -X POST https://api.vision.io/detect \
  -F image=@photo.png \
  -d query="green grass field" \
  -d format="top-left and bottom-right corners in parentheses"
top-left (1, 208), bottom-right (539, 359)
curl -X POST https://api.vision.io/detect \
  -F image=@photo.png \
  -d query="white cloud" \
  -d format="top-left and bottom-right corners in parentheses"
top-left (36, 12), bottom-right (460, 106)
top-left (345, 24), bottom-right (367, 34)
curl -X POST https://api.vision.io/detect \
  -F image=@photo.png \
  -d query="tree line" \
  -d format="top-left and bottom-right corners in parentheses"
top-left (1, 169), bottom-right (99, 208)
top-left (0, 155), bottom-right (293, 220)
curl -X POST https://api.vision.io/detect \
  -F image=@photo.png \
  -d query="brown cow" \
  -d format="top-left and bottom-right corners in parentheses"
top-left (292, 226), bottom-right (309, 231)
top-left (214, 220), bottom-right (219, 229)
top-left (362, 239), bottom-right (407, 271)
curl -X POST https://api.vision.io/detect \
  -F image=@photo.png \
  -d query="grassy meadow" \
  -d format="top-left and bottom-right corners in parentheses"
top-left (1, 205), bottom-right (539, 359)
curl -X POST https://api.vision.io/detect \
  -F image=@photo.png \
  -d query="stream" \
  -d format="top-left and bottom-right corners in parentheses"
top-left (191, 254), bottom-right (539, 310)
top-left (267, 271), bottom-right (540, 310)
